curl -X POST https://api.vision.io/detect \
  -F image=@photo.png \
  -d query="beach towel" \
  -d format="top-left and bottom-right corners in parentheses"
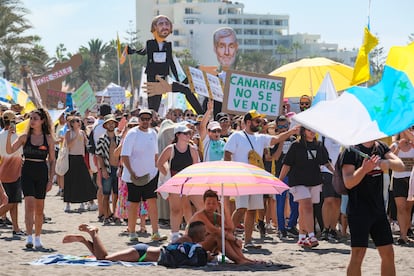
top-left (29, 254), bottom-right (157, 267)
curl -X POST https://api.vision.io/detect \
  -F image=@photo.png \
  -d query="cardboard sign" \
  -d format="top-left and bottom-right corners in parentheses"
top-left (222, 70), bottom-right (285, 119)
top-left (46, 89), bottom-right (67, 109)
top-left (31, 54), bottom-right (82, 108)
top-left (186, 66), bottom-right (223, 102)
top-left (71, 81), bottom-right (97, 116)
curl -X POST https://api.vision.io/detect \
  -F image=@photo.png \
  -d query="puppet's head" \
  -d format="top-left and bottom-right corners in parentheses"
top-left (151, 15), bottom-right (173, 41)
top-left (213, 27), bottom-right (238, 70)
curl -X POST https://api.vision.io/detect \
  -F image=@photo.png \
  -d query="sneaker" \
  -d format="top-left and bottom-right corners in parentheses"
top-left (328, 229), bottom-right (339, 241)
top-left (103, 218), bottom-right (112, 225)
top-left (129, 233), bottom-right (139, 242)
top-left (88, 203), bottom-right (98, 211)
top-left (98, 215), bottom-right (104, 222)
top-left (13, 230), bottom-right (26, 237)
top-left (308, 236), bottom-right (319, 248)
top-left (278, 229), bottom-right (288, 239)
top-left (79, 203), bottom-right (86, 211)
top-left (64, 204), bottom-right (70, 213)
top-left (321, 228), bottom-right (329, 241)
top-left (286, 227), bottom-right (299, 238)
top-left (297, 237), bottom-right (307, 247)
top-left (151, 232), bottom-right (168, 241)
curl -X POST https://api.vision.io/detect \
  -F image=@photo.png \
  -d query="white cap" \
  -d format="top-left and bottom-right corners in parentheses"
top-left (207, 121), bottom-right (221, 131)
top-left (174, 124), bottom-right (192, 135)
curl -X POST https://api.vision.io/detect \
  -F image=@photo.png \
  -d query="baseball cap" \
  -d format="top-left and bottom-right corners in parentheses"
top-left (174, 124), bottom-right (192, 135)
top-left (2, 110), bottom-right (16, 121)
top-left (207, 121), bottom-right (221, 130)
top-left (244, 110), bottom-right (265, 122)
top-left (138, 109), bottom-right (152, 117)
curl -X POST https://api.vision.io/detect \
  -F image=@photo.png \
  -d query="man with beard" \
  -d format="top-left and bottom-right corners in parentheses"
top-left (121, 109), bottom-right (166, 242)
top-left (127, 15), bottom-right (179, 112)
top-left (224, 110), bottom-right (299, 249)
top-left (96, 115), bottom-right (121, 225)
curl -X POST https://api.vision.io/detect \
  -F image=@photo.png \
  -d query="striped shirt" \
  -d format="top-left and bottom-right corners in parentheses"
top-left (96, 133), bottom-right (121, 174)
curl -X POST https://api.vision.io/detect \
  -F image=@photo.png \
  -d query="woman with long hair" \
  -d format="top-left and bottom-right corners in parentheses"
top-left (6, 108), bottom-right (55, 249)
top-left (278, 127), bottom-right (333, 248)
top-left (157, 123), bottom-right (202, 242)
top-left (63, 116), bottom-right (97, 212)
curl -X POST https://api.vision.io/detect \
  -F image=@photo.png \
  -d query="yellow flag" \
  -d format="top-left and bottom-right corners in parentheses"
top-left (350, 27), bottom-right (379, 86)
top-left (116, 33), bottom-right (122, 59)
top-left (120, 45), bottom-right (127, 65)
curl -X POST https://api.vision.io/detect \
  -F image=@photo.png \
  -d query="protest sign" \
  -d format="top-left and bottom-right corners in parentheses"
top-left (71, 81), bottom-right (97, 115)
top-left (222, 70), bottom-right (285, 119)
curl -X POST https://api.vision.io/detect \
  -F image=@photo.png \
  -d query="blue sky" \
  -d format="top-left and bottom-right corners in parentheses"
top-left (22, 0), bottom-right (413, 58)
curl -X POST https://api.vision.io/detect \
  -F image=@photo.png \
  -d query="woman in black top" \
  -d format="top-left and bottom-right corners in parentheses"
top-left (7, 108), bottom-right (55, 249)
top-left (157, 124), bottom-right (201, 242)
top-left (278, 127), bottom-right (333, 249)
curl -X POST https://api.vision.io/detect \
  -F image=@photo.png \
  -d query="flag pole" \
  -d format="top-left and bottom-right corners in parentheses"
top-left (128, 55), bottom-right (135, 108)
top-left (116, 32), bottom-right (121, 85)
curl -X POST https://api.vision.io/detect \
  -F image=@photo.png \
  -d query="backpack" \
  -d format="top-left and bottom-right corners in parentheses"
top-left (157, 242), bottom-right (208, 268)
top-left (332, 150), bottom-right (348, 195)
top-left (332, 145), bottom-right (364, 195)
top-left (86, 127), bottom-right (96, 154)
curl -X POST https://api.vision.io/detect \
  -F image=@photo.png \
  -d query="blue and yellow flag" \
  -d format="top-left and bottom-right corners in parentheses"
top-left (350, 27), bottom-right (379, 86)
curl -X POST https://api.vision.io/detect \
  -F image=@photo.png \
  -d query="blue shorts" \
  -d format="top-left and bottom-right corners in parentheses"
top-left (133, 243), bottom-right (149, 260)
top-left (101, 166), bottom-right (118, 195)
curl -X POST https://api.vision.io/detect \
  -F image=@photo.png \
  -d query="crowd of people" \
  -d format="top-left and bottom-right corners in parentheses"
top-left (0, 97), bottom-right (413, 273)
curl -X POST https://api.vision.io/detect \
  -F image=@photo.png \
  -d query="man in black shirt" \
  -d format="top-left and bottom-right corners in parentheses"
top-left (342, 140), bottom-right (404, 276)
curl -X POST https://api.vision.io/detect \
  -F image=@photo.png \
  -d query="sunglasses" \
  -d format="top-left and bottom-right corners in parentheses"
top-left (253, 119), bottom-right (263, 124)
top-left (277, 124), bottom-right (289, 129)
top-left (209, 129), bottom-right (221, 133)
top-left (71, 119), bottom-right (80, 123)
top-left (140, 117), bottom-right (152, 121)
top-left (172, 113), bottom-right (182, 117)
top-left (300, 102), bottom-right (310, 106)
top-left (87, 120), bottom-right (94, 124)
top-left (179, 132), bottom-right (192, 136)
top-left (185, 114), bottom-right (196, 118)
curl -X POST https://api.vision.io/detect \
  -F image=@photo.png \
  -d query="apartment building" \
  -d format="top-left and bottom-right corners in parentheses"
top-left (136, 0), bottom-right (356, 67)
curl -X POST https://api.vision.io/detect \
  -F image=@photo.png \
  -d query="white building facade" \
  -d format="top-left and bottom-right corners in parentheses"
top-left (135, 0), bottom-right (356, 67)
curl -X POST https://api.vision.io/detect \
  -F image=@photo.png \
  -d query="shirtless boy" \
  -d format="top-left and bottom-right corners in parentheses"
top-left (63, 221), bottom-right (206, 262)
top-left (189, 189), bottom-right (258, 264)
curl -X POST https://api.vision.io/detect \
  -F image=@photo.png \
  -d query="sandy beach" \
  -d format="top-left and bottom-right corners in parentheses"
top-left (1, 185), bottom-right (414, 276)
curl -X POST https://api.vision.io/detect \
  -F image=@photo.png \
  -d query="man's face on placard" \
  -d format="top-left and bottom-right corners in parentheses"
top-left (214, 34), bottom-right (238, 69)
top-left (155, 17), bottom-right (172, 39)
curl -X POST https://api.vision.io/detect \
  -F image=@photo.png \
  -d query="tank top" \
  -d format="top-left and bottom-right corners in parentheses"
top-left (23, 134), bottom-right (49, 161)
top-left (393, 143), bottom-right (414, 178)
top-left (170, 144), bottom-right (193, 176)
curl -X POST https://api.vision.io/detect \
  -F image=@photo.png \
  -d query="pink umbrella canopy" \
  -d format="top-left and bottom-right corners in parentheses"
top-left (156, 160), bottom-right (289, 196)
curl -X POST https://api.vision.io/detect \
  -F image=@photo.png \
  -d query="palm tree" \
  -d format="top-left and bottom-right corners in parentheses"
top-left (0, 0), bottom-right (40, 80)
top-left (291, 41), bottom-right (302, 61)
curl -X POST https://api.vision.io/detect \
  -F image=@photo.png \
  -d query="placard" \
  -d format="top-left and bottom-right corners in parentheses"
top-left (71, 81), bottom-right (97, 115)
top-left (222, 70), bottom-right (285, 119)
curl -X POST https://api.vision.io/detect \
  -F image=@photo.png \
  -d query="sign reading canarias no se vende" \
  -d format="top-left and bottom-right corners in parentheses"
top-left (222, 70), bottom-right (285, 119)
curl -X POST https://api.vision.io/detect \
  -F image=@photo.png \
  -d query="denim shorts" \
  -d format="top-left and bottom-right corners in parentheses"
top-left (101, 166), bottom-right (118, 195)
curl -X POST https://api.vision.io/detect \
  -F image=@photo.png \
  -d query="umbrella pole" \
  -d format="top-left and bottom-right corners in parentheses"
top-left (221, 183), bottom-right (225, 264)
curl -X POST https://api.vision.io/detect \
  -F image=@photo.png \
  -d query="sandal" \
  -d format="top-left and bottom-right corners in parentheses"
top-left (244, 242), bottom-right (262, 249)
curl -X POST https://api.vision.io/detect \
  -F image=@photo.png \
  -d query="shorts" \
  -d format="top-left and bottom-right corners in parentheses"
top-left (133, 243), bottom-right (149, 259)
top-left (290, 184), bottom-right (322, 203)
top-left (2, 179), bottom-right (22, 203)
top-left (392, 177), bottom-right (409, 198)
top-left (340, 195), bottom-right (348, 215)
top-left (321, 172), bottom-right (340, 198)
top-left (21, 161), bottom-right (48, 199)
top-left (235, 194), bottom-right (264, 210)
top-left (127, 173), bottom-right (158, 202)
top-left (101, 166), bottom-right (119, 195)
top-left (348, 213), bottom-right (393, 247)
